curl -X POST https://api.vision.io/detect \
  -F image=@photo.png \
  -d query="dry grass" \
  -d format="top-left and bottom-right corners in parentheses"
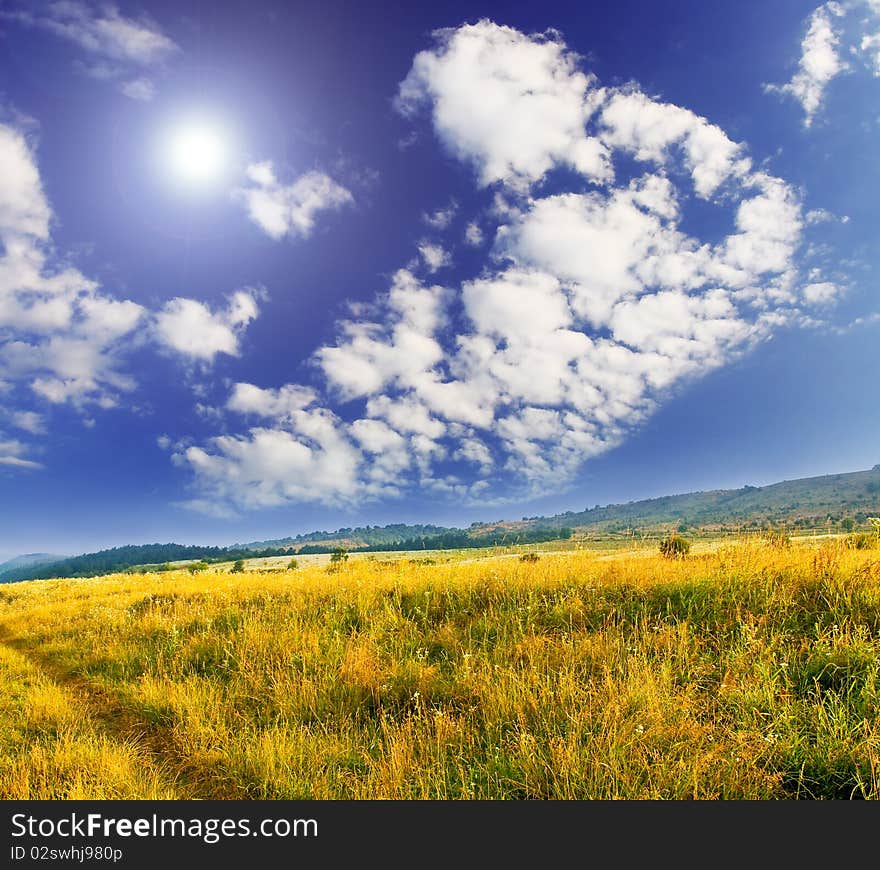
top-left (1, 537), bottom-right (878, 799)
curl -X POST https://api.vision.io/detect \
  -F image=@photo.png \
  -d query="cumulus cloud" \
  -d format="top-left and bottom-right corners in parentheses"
top-left (396, 20), bottom-right (612, 189)
top-left (0, 123), bottom-right (145, 410)
top-left (154, 290), bottom-right (260, 362)
top-left (236, 162), bottom-right (353, 240)
top-left (423, 201), bottom-right (457, 229)
top-left (599, 91), bottom-right (750, 198)
top-left (802, 281), bottom-right (840, 304)
top-left (176, 401), bottom-right (363, 509)
top-left (316, 269), bottom-right (447, 401)
top-left (4, 2), bottom-right (179, 99)
top-left (179, 20), bottom-right (846, 514)
top-left (766, 1), bottom-right (880, 124)
top-left (0, 121), bottom-right (264, 471)
top-left (418, 241), bottom-right (452, 273)
top-left (765, 2), bottom-right (847, 126)
top-left (464, 221), bottom-right (484, 246)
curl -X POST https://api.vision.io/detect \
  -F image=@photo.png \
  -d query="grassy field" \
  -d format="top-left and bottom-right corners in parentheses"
top-left (1, 536), bottom-right (878, 799)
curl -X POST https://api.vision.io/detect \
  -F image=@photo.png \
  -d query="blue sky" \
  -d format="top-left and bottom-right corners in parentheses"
top-left (0, 0), bottom-right (878, 558)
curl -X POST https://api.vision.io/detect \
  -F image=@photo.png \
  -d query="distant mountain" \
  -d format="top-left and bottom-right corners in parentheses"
top-left (0, 553), bottom-right (66, 582)
top-left (238, 523), bottom-right (457, 550)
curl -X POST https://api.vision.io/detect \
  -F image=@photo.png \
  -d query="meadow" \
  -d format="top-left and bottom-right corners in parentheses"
top-left (1, 536), bottom-right (878, 799)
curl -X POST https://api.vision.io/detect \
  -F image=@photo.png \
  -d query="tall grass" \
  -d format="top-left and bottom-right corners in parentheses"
top-left (1, 538), bottom-right (878, 799)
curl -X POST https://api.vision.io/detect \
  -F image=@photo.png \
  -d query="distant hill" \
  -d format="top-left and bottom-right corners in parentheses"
top-left (0, 553), bottom-right (66, 582)
top-left (0, 543), bottom-right (293, 584)
top-left (238, 523), bottom-right (457, 550)
top-left (513, 466), bottom-right (880, 535)
top-left (5, 466), bottom-right (879, 583)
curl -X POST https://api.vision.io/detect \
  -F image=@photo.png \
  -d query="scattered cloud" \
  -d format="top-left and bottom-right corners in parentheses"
top-left (396, 20), bottom-right (612, 189)
top-left (806, 207), bottom-right (849, 224)
top-left (3, 1), bottom-right (179, 99)
top-left (464, 221), bottom-right (484, 246)
top-left (765, 2), bottom-right (847, 126)
top-left (0, 122), bottom-right (145, 411)
top-left (765, 1), bottom-right (880, 125)
top-left (175, 411), bottom-right (363, 510)
top-left (235, 162), bottom-right (354, 240)
top-left (9, 410), bottom-right (46, 435)
top-left (0, 121), bottom-right (264, 470)
top-left (154, 290), bottom-right (260, 363)
top-left (802, 281), bottom-right (840, 304)
top-left (166, 21), bottom-right (854, 513)
top-left (119, 76), bottom-right (156, 101)
top-left (0, 436), bottom-right (42, 469)
top-left (417, 241), bottom-right (452, 273)
top-left (422, 201), bottom-right (457, 229)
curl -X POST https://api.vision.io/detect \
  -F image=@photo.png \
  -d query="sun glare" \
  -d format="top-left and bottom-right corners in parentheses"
top-left (165, 122), bottom-right (228, 186)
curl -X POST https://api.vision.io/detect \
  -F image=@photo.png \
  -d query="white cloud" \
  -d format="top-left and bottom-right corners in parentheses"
top-left (397, 20), bottom-right (612, 188)
top-left (463, 269), bottom-right (571, 343)
top-left (0, 123), bottom-right (146, 409)
top-left (423, 201), bottom-right (457, 229)
top-left (236, 162), bottom-right (353, 240)
top-left (9, 410), bottom-right (46, 434)
top-left (418, 241), bottom-right (451, 273)
top-left (0, 456), bottom-right (42, 469)
top-left (178, 417), bottom-right (362, 510)
top-left (317, 269), bottom-right (446, 400)
top-left (802, 281), bottom-right (840, 304)
top-left (862, 30), bottom-right (880, 74)
top-left (0, 437), bottom-right (42, 469)
top-left (0, 125), bottom-right (51, 240)
top-left (4, 2), bottom-right (179, 97)
top-left (154, 290), bottom-right (260, 362)
top-left (0, 119), bottom-right (265, 467)
top-left (806, 207), bottom-right (848, 224)
top-left (599, 91), bottom-right (749, 198)
top-left (464, 221), bottom-right (484, 246)
top-left (227, 382), bottom-right (317, 420)
top-left (119, 77), bottom-right (156, 101)
top-left (765, 2), bottom-right (848, 125)
top-left (179, 21), bottom-right (846, 512)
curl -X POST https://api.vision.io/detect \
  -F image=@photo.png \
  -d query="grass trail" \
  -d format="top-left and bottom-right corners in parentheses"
top-left (0, 637), bottom-right (187, 799)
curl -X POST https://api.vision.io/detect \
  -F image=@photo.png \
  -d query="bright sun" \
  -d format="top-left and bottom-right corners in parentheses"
top-left (166, 122), bottom-right (228, 186)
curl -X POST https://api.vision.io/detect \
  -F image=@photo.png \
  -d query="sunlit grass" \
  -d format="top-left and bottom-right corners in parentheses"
top-left (1, 537), bottom-right (878, 799)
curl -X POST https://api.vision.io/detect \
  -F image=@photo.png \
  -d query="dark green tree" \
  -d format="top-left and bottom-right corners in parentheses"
top-left (659, 533), bottom-right (691, 559)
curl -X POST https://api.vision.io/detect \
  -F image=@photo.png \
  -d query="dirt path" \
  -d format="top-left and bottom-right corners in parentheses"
top-left (0, 627), bottom-right (241, 799)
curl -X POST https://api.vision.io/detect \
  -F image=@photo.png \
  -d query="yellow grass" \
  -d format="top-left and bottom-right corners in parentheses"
top-left (1, 537), bottom-right (878, 799)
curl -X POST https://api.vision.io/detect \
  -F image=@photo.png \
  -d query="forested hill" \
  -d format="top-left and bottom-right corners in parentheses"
top-left (0, 553), bottom-right (66, 578)
top-left (2, 528), bottom-right (571, 583)
top-left (516, 466), bottom-right (880, 534)
top-left (238, 523), bottom-right (457, 550)
top-left (0, 543), bottom-right (291, 584)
